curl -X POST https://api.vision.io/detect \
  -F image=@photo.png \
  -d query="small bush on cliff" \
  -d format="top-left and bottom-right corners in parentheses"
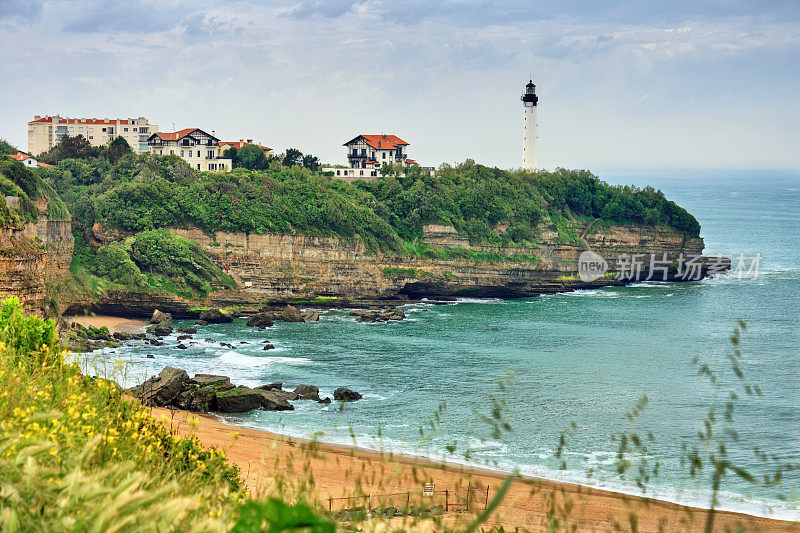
top-left (93, 241), bottom-right (148, 288)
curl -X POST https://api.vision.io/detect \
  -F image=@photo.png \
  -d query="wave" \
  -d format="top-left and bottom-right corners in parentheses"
top-left (454, 297), bottom-right (506, 304)
top-left (218, 350), bottom-right (311, 368)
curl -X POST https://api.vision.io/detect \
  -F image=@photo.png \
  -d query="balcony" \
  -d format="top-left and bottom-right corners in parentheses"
top-left (348, 153), bottom-right (368, 159)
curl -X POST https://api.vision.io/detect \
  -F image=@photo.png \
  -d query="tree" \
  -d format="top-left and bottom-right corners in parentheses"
top-left (282, 148), bottom-right (303, 168)
top-left (38, 135), bottom-right (96, 164)
top-left (0, 139), bottom-right (17, 156)
top-left (102, 136), bottom-right (133, 163)
top-left (222, 147), bottom-right (239, 168)
top-left (301, 154), bottom-right (319, 171)
top-left (237, 144), bottom-right (266, 170)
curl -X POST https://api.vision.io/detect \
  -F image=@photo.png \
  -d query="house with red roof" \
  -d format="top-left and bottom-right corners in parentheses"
top-left (147, 128), bottom-right (232, 172)
top-left (27, 115), bottom-right (157, 156)
top-left (323, 134), bottom-right (432, 182)
top-left (6, 151), bottom-right (53, 168)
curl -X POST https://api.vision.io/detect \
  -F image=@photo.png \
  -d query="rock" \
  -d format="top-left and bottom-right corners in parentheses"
top-left (146, 320), bottom-right (173, 336)
top-left (333, 387), bottom-right (362, 402)
top-left (176, 343), bottom-right (188, 349)
top-left (176, 385), bottom-right (217, 412)
top-left (281, 305), bottom-right (305, 323)
top-left (151, 310), bottom-right (172, 325)
top-left (254, 390), bottom-right (295, 411)
top-left (194, 319), bottom-right (209, 326)
top-left (112, 331), bottom-right (132, 341)
top-left (270, 389), bottom-right (299, 401)
top-left (148, 338), bottom-right (165, 346)
top-left (293, 385), bottom-right (320, 401)
top-left (261, 339), bottom-right (272, 344)
top-left (300, 310), bottom-right (321, 322)
top-left (239, 341), bottom-right (249, 344)
top-left (246, 313), bottom-right (274, 328)
top-left (198, 309), bottom-right (233, 324)
top-left (177, 334), bottom-right (192, 341)
top-left (189, 374), bottom-right (234, 391)
top-left (255, 382), bottom-right (283, 391)
top-left (318, 397), bottom-right (331, 404)
top-left (350, 308), bottom-right (404, 323)
top-left (213, 387), bottom-right (263, 412)
top-left (130, 367), bottom-right (189, 407)
top-left (262, 344), bottom-right (275, 351)
top-left (146, 354), bottom-right (155, 359)
top-left (176, 326), bottom-right (197, 334)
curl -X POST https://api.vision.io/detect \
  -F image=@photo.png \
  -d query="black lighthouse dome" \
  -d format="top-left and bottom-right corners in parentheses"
top-left (521, 79), bottom-right (538, 105)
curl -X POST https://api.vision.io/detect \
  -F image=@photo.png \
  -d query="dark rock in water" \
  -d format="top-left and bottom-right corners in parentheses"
top-left (194, 319), bottom-right (209, 326)
top-left (146, 354), bottom-right (155, 359)
top-left (318, 397), bottom-right (331, 404)
top-left (246, 313), bottom-right (274, 328)
top-left (128, 367), bottom-right (189, 407)
top-left (148, 338), bottom-right (165, 346)
top-left (300, 309), bottom-right (321, 322)
top-left (254, 389), bottom-right (295, 411)
top-left (239, 341), bottom-right (250, 344)
top-left (177, 334), bottom-right (192, 341)
top-left (293, 385), bottom-right (320, 401)
top-left (271, 389), bottom-right (299, 401)
top-left (214, 387), bottom-right (263, 412)
top-left (113, 331), bottom-right (133, 341)
top-left (146, 321), bottom-right (173, 336)
top-left (176, 327), bottom-right (197, 334)
top-left (198, 309), bottom-right (233, 324)
top-left (220, 342), bottom-right (234, 348)
top-left (204, 338), bottom-right (215, 343)
top-left (262, 344), bottom-right (275, 351)
top-left (350, 308), bottom-right (405, 323)
top-left (333, 387), bottom-right (362, 402)
top-left (255, 382), bottom-right (283, 391)
top-left (281, 305), bottom-right (305, 323)
top-left (176, 343), bottom-right (188, 349)
top-left (261, 339), bottom-right (272, 344)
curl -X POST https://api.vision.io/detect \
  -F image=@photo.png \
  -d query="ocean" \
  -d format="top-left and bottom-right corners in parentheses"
top-left (90, 171), bottom-right (800, 519)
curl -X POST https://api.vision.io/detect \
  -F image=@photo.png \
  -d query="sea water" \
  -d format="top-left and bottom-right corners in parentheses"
top-left (91, 171), bottom-right (800, 519)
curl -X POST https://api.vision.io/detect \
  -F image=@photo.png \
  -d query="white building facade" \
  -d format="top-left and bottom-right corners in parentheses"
top-left (322, 134), bottom-right (433, 182)
top-left (27, 116), bottom-right (157, 156)
top-left (147, 128), bottom-right (232, 172)
top-left (521, 80), bottom-right (538, 171)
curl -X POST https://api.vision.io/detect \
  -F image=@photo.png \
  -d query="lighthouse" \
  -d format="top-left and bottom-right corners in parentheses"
top-left (521, 79), bottom-right (538, 170)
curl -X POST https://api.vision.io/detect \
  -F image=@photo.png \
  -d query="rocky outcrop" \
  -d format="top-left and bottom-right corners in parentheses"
top-left (0, 198), bottom-right (72, 315)
top-left (198, 308), bottom-right (233, 324)
top-left (126, 368), bottom-right (370, 414)
top-left (350, 309), bottom-right (405, 323)
top-left (146, 310), bottom-right (173, 336)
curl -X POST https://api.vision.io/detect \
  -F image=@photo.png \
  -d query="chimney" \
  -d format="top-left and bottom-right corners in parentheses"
top-left (211, 130), bottom-right (216, 137)
top-left (246, 139), bottom-right (252, 144)
top-left (34, 115), bottom-right (41, 120)
top-left (240, 139), bottom-right (244, 143)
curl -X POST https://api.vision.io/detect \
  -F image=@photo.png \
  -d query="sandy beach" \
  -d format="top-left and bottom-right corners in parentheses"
top-left (146, 403), bottom-right (799, 532)
top-left (67, 314), bottom-right (147, 334)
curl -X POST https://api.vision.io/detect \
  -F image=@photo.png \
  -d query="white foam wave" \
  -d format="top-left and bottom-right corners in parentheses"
top-left (454, 297), bottom-right (506, 304)
top-left (218, 350), bottom-right (311, 368)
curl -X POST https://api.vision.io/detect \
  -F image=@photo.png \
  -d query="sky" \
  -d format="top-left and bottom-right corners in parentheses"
top-left (1, 0), bottom-right (799, 171)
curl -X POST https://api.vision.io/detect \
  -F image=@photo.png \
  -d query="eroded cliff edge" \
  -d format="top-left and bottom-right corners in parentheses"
top-left (67, 220), bottom-right (725, 317)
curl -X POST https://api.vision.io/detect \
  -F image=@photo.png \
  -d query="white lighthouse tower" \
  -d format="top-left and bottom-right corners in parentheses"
top-left (521, 79), bottom-right (538, 170)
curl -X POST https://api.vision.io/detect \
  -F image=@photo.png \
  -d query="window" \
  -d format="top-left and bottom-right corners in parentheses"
top-left (361, 148), bottom-right (366, 156)
top-left (197, 151), bottom-right (200, 157)
top-left (170, 150), bottom-right (174, 155)
top-left (336, 170), bottom-right (340, 176)
top-left (159, 150), bottom-right (163, 155)
top-left (207, 151), bottom-right (214, 159)
top-left (133, 128), bottom-right (137, 132)
top-left (89, 136), bottom-right (93, 139)
top-left (180, 150), bottom-right (184, 157)
top-left (360, 170), bottom-right (364, 176)
top-left (382, 152), bottom-right (386, 159)
top-left (124, 128), bottom-right (128, 132)
top-left (197, 164), bottom-right (201, 170)
top-left (102, 128), bottom-right (106, 132)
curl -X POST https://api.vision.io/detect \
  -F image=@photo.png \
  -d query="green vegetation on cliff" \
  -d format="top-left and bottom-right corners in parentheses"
top-left (0, 159), bottom-right (69, 227)
top-left (43, 153), bottom-right (700, 253)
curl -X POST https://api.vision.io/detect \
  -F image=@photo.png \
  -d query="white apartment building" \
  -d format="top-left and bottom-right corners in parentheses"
top-left (27, 115), bottom-right (157, 156)
top-left (147, 128), bottom-right (232, 172)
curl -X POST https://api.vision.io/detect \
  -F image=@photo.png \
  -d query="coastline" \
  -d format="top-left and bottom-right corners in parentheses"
top-left (66, 314), bottom-right (147, 334)
top-left (147, 402), bottom-right (799, 532)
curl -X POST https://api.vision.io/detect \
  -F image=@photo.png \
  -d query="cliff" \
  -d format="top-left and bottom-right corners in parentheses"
top-left (0, 198), bottom-right (73, 315)
top-left (65, 218), bottom-right (725, 317)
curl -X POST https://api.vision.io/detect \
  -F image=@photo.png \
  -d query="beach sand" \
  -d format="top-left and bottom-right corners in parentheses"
top-left (67, 314), bottom-right (147, 334)
top-left (147, 404), bottom-right (799, 532)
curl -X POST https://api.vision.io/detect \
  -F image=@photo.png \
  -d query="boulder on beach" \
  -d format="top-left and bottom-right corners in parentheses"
top-left (214, 387), bottom-right (264, 413)
top-left (293, 385), bottom-right (320, 401)
top-left (189, 374), bottom-right (234, 391)
top-left (254, 389), bottom-right (295, 411)
top-left (151, 310), bottom-right (172, 325)
top-left (128, 367), bottom-right (189, 407)
top-left (198, 309), bottom-right (233, 324)
top-left (333, 387), bottom-right (362, 402)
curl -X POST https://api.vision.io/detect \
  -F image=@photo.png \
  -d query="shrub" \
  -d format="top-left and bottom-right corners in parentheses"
top-left (93, 242), bottom-right (148, 288)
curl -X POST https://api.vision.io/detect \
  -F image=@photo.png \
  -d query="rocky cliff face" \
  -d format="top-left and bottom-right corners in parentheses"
top-left (158, 221), bottom-right (720, 304)
top-left (0, 199), bottom-right (73, 314)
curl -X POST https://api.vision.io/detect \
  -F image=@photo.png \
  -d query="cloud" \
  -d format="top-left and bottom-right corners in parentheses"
top-left (0, 0), bottom-right (43, 20)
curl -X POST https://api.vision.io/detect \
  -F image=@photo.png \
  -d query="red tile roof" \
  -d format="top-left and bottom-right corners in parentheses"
top-left (219, 141), bottom-right (272, 151)
top-left (405, 158), bottom-right (417, 165)
top-left (28, 116), bottom-right (138, 125)
top-left (8, 154), bottom-right (29, 162)
top-left (345, 134), bottom-right (409, 150)
top-left (152, 128), bottom-right (201, 141)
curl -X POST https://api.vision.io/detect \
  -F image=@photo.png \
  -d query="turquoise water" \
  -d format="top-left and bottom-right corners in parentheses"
top-left (94, 172), bottom-right (800, 519)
